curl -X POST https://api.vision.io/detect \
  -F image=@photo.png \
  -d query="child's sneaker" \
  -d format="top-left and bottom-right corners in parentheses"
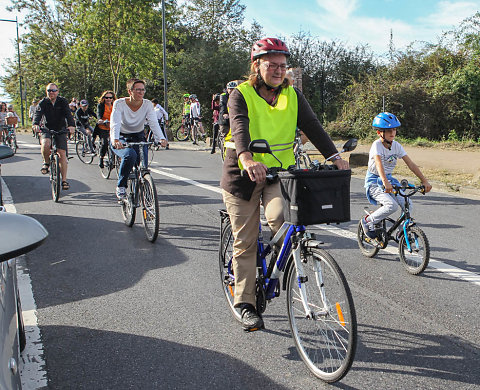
top-left (361, 216), bottom-right (377, 239)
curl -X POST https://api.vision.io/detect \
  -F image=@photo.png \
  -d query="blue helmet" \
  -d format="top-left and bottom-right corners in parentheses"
top-left (372, 112), bottom-right (401, 129)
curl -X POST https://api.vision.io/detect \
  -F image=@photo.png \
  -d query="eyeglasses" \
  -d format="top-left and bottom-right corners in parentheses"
top-left (132, 88), bottom-right (146, 92)
top-left (47, 89), bottom-right (58, 92)
top-left (262, 62), bottom-right (288, 71)
top-left (104, 96), bottom-right (113, 99)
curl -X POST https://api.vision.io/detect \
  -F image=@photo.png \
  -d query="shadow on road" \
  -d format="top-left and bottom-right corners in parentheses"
top-left (38, 325), bottom-right (290, 390)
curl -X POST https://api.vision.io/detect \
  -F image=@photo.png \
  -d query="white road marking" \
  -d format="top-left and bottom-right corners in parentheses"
top-left (1, 178), bottom-right (48, 389)
top-left (17, 140), bottom-right (41, 149)
top-left (150, 169), bottom-right (480, 287)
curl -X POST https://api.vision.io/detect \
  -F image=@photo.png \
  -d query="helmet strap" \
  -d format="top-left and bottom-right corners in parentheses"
top-left (380, 132), bottom-right (392, 150)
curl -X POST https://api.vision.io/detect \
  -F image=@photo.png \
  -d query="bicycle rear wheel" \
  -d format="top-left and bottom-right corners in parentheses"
top-left (286, 247), bottom-right (356, 383)
top-left (50, 154), bottom-right (60, 202)
top-left (356, 220), bottom-right (380, 257)
top-left (121, 178), bottom-right (136, 227)
top-left (398, 225), bottom-right (430, 275)
top-left (175, 125), bottom-right (189, 141)
top-left (140, 173), bottom-right (159, 242)
top-left (219, 215), bottom-right (242, 322)
top-left (76, 136), bottom-right (94, 164)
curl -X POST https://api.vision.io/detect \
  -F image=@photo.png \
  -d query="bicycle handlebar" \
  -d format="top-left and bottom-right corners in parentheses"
top-left (241, 164), bottom-right (339, 182)
top-left (121, 141), bottom-right (154, 147)
top-left (391, 182), bottom-right (425, 197)
top-left (40, 127), bottom-right (69, 135)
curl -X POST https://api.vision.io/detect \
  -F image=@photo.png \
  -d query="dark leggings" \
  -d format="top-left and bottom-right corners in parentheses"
top-left (94, 129), bottom-right (110, 158)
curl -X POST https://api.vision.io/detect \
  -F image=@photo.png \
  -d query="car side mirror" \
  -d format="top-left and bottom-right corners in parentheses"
top-left (0, 213), bottom-right (48, 262)
top-left (342, 138), bottom-right (358, 152)
top-left (248, 139), bottom-right (272, 155)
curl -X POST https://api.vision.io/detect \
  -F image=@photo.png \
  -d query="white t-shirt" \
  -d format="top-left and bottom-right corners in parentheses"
top-left (110, 98), bottom-right (165, 142)
top-left (367, 139), bottom-right (407, 176)
top-left (190, 101), bottom-right (201, 118)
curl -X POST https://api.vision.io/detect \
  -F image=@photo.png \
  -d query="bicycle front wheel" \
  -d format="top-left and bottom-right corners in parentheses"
top-left (219, 216), bottom-right (242, 322)
top-left (140, 173), bottom-right (159, 242)
top-left (286, 248), bottom-right (357, 383)
top-left (175, 125), bottom-right (189, 141)
top-left (398, 226), bottom-right (430, 275)
top-left (50, 154), bottom-right (60, 202)
top-left (100, 149), bottom-right (112, 179)
top-left (121, 178), bottom-right (136, 227)
top-left (76, 137), bottom-right (94, 164)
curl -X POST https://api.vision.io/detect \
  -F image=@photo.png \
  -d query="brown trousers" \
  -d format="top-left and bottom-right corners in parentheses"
top-left (222, 181), bottom-right (284, 307)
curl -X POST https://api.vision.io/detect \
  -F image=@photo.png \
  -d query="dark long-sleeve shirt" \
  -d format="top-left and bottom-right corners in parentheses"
top-left (33, 96), bottom-right (75, 131)
top-left (220, 86), bottom-right (339, 200)
top-left (75, 107), bottom-right (97, 127)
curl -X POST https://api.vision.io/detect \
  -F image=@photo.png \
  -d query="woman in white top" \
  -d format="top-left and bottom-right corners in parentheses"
top-left (110, 78), bottom-right (167, 199)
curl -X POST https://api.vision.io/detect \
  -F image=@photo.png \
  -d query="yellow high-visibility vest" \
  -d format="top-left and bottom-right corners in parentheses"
top-left (227, 81), bottom-right (297, 169)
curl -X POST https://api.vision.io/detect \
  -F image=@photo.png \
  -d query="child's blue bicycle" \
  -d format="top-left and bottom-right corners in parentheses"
top-left (357, 179), bottom-right (430, 275)
top-left (219, 140), bottom-right (357, 383)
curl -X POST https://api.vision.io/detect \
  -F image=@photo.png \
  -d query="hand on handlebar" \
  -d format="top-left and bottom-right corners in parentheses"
top-left (422, 181), bottom-right (432, 193)
top-left (157, 139), bottom-right (167, 148)
top-left (243, 159), bottom-right (268, 183)
top-left (113, 139), bottom-right (124, 149)
top-left (32, 125), bottom-right (40, 133)
top-left (383, 181), bottom-right (394, 194)
top-left (333, 158), bottom-right (349, 170)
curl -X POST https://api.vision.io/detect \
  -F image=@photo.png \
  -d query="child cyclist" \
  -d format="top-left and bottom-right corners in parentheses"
top-left (361, 112), bottom-right (432, 239)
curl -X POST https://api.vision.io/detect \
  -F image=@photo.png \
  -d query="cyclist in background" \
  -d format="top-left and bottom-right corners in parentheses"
top-left (220, 37), bottom-right (348, 331)
top-left (110, 78), bottom-right (166, 200)
top-left (75, 99), bottom-right (97, 153)
top-left (210, 93), bottom-right (220, 154)
top-left (32, 83), bottom-right (75, 190)
top-left (189, 94), bottom-right (205, 144)
top-left (95, 90), bottom-right (117, 168)
top-left (152, 98), bottom-right (169, 149)
top-left (182, 93), bottom-right (191, 129)
top-left (361, 112), bottom-right (432, 239)
top-left (218, 80), bottom-right (237, 138)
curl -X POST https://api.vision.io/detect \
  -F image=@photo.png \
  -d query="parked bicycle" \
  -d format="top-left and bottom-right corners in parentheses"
top-left (219, 139), bottom-right (357, 383)
top-left (118, 141), bottom-right (159, 242)
top-left (357, 179), bottom-right (430, 275)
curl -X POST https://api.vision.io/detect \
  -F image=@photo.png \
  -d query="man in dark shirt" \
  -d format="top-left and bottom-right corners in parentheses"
top-left (218, 81), bottom-right (237, 136)
top-left (32, 83), bottom-right (75, 190)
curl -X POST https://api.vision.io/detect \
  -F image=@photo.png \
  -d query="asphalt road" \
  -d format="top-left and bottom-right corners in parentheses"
top-left (3, 133), bottom-right (480, 390)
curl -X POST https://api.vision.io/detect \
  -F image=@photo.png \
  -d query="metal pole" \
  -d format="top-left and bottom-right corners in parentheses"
top-left (161, 0), bottom-right (168, 113)
top-left (16, 17), bottom-right (25, 126)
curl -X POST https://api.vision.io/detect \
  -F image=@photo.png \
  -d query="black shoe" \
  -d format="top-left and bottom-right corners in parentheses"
top-left (99, 158), bottom-right (104, 168)
top-left (210, 150), bottom-right (215, 154)
top-left (165, 144), bottom-right (169, 150)
top-left (192, 141), bottom-right (197, 145)
top-left (240, 304), bottom-right (264, 332)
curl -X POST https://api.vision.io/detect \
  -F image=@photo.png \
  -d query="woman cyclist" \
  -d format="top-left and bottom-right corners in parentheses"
top-left (110, 78), bottom-right (166, 200)
top-left (95, 90), bottom-right (117, 168)
top-left (220, 37), bottom-right (349, 331)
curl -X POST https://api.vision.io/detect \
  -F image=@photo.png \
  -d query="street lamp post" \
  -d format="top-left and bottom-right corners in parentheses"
top-left (161, 0), bottom-right (168, 113)
top-left (0, 17), bottom-right (25, 127)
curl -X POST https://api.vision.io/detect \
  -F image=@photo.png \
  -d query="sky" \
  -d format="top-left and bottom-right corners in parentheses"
top-left (1, 0), bottom-right (480, 100)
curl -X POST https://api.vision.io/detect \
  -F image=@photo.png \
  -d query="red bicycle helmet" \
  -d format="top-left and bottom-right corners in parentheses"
top-left (251, 37), bottom-right (290, 61)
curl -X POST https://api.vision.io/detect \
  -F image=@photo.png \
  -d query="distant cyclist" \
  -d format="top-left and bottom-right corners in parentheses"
top-left (182, 93), bottom-right (191, 128)
top-left (95, 90), bottom-right (117, 168)
top-left (75, 99), bottom-right (97, 152)
top-left (152, 98), bottom-right (169, 149)
top-left (218, 80), bottom-right (237, 137)
top-left (189, 94), bottom-right (205, 144)
top-left (32, 83), bottom-right (75, 191)
top-left (110, 78), bottom-right (167, 200)
top-left (361, 112), bottom-right (432, 239)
